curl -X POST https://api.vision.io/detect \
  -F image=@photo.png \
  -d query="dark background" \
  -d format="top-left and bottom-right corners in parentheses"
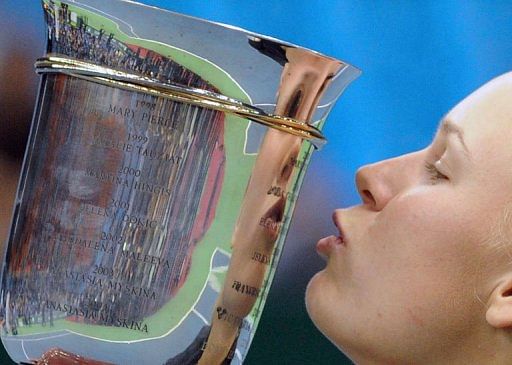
top-left (0, 1), bottom-right (511, 364)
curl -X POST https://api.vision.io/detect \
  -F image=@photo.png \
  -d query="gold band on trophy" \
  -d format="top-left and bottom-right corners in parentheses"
top-left (35, 56), bottom-right (327, 146)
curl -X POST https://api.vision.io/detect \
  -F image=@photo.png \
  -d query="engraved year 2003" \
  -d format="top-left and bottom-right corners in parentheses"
top-left (92, 264), bottom-right (114, 277)
top-left (92, 264), bottom-right (133, 282)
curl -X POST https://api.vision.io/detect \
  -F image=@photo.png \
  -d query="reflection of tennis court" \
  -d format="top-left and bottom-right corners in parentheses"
top-left (6, 0), bottom-right (255, 344)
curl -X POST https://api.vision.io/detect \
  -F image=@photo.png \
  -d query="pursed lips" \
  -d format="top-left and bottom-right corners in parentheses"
top-left (315, 210), bottom-right (347, 260)
top-left (332, 210), bottom-right (347, 245)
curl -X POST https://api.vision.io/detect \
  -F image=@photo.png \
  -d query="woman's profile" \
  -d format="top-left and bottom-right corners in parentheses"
top-left (306, 71), bottom-right (512, 364)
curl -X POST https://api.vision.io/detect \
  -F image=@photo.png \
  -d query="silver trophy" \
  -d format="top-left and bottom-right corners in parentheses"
top-left (0, 1), bottom-right (360, 364)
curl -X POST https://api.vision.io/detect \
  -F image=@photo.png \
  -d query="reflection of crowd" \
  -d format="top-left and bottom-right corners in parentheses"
top-left (46, 2), bottom-right (214, 89)
top-left (2, 275), bottom-right (58, 336)
top-left (1, 2), bottom-right (226, 333)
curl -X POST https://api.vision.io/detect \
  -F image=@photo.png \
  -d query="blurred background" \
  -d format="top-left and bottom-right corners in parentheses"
top-left (0, 1), bottom-right (511, 364)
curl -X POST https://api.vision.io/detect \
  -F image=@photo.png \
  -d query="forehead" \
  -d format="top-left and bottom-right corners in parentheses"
top-left (444, 73), bottom-right (512, 156)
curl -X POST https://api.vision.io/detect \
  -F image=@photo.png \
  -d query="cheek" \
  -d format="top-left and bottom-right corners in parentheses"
top-left (307, 187), bottom-right (495, 359)
top-left (371, 189), bottom-right (483, 268)
top-left (369, 190), bottom-right (487, 309)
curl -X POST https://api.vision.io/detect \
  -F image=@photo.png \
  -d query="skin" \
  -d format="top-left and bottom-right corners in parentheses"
top-left (306, 72), bottom-right (512, 364)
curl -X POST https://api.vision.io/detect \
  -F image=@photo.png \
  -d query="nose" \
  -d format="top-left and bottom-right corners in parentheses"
top-left (355, 150), bottom-right (423, 211)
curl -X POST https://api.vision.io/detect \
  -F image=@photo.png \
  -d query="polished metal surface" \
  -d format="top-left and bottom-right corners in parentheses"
top-left (35, 56), bottom-right (327, 146)
top-left (0, 1), bottom-right (360, 364)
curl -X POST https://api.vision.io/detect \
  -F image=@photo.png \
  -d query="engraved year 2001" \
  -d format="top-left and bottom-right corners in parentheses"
top-left (109, 198), bottom-right (130, 210)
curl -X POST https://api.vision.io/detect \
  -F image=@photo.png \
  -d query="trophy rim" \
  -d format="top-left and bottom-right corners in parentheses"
top-left (118, 0), bottom-right (361, 71)
top-left (35, 55), bottom-right (328, 147)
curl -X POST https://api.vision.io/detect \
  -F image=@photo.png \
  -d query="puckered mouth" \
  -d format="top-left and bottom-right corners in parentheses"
top-left (332, 210), bottom-right (347, 246)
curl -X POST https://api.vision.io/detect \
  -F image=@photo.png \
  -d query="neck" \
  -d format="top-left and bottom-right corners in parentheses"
top-left (349, 327), bottom-right (512, 365)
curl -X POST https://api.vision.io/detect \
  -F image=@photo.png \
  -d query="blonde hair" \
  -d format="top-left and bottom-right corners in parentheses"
top-left (486, 202), bottom-right (512, 257)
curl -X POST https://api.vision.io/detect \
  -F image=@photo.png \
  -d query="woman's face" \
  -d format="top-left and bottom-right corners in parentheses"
top-left (306, 72), bottom-right (512, 364)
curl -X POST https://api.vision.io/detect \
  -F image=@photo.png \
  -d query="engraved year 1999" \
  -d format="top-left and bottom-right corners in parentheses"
top-left (127, 133), bottom-right (149, 145)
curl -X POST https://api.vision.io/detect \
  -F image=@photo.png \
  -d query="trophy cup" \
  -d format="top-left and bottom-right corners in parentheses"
top-left (0, 1), bottom-right (360, 364)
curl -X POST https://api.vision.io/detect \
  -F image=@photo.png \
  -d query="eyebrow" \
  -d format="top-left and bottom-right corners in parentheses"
top-left (437, 118), bottom-right (471, 159)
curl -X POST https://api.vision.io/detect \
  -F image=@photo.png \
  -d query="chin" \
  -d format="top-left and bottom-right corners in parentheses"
top-left (305, 271), bottom-right (320, 314)
top-left (305, 270), bottom-right (331, 336)
top-left (305, 271), bottom-right (359, 362)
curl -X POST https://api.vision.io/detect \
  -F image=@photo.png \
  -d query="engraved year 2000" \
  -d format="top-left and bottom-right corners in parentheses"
top-left (118, 166), bottom-right (142, 177)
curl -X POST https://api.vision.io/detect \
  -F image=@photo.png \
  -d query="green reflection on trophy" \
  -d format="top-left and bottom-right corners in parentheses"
top-left (0, 1), bottom-right (360, 364)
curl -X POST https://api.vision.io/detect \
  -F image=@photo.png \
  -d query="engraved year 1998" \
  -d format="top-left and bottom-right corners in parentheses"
top-left (135, 99), bottom-right (157, 111)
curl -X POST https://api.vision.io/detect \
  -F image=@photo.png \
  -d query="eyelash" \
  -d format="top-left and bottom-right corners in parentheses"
top-left (424, 161), bottom-right (448, 184)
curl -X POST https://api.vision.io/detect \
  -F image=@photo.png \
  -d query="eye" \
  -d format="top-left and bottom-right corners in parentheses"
top-left (424, 161), bottom-right (449, 184)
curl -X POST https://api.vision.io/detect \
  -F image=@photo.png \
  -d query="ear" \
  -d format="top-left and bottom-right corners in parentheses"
top-left (486, 275), bottom-right (512, 328)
